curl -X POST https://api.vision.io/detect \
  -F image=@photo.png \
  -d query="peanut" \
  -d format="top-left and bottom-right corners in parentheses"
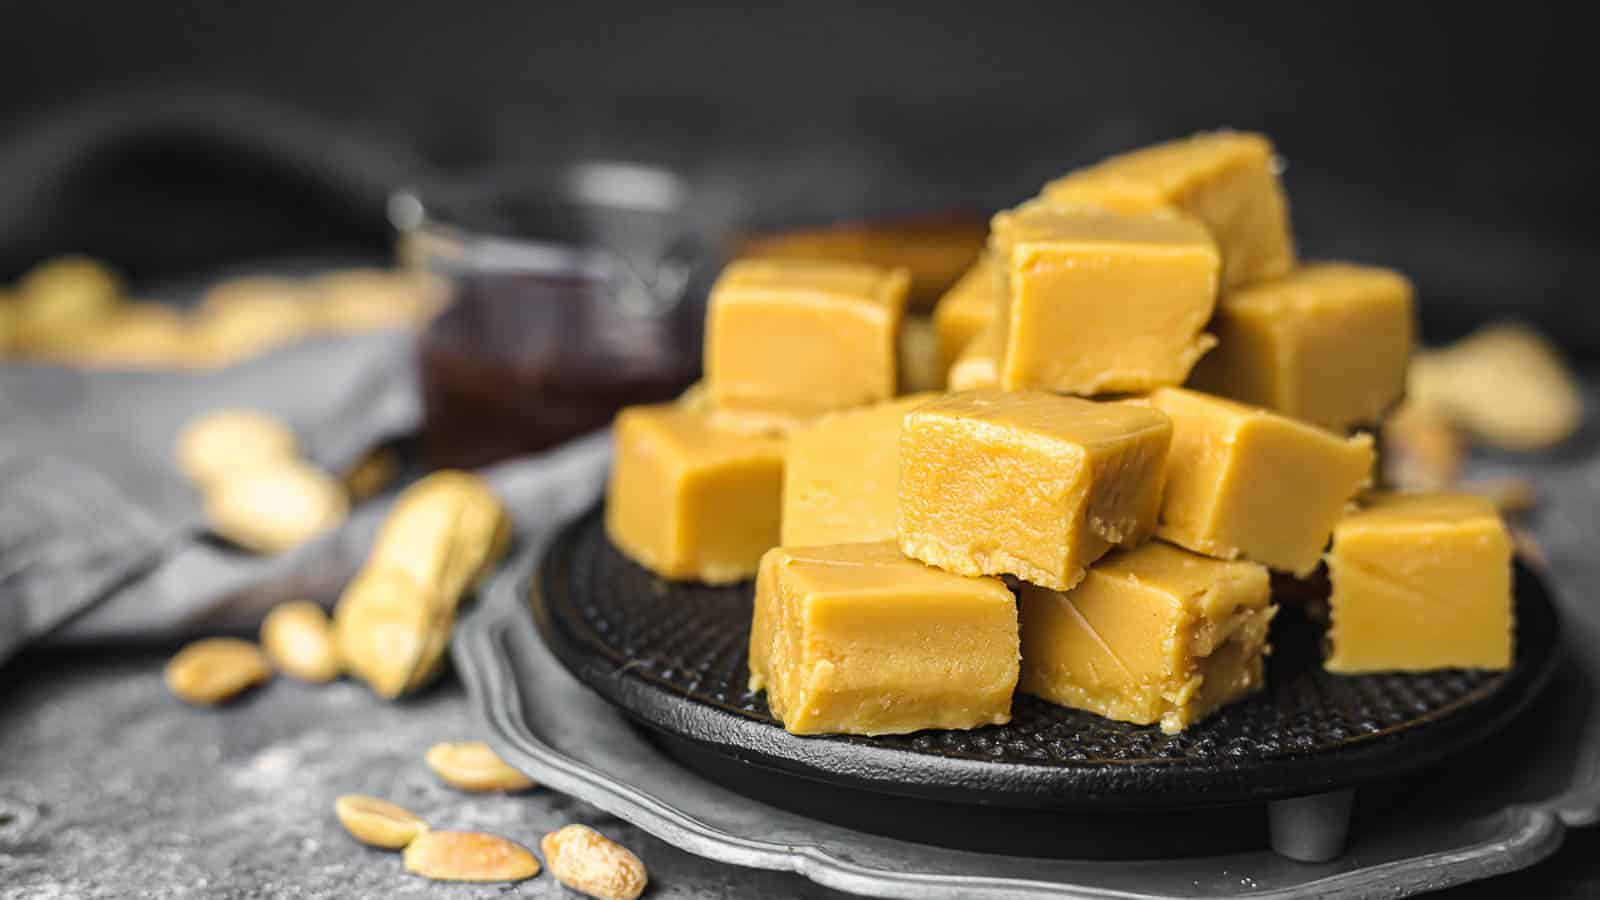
top-left (403, 831), bottom-right (540, 883)
top-left (1410, 324), bottom-right (1582, 451)
top-left (14, 255), bottom-right (123, 351)
top-left (334, 471), bottom-right (509, 699)
top-left (175, 408), bottom-right (299, 488)
top-left (343, 448), bottom-right (399, 502)
top-left (260, 601), bottom-right (342, 683)
top-left (204, 460), bottom-right (348, 554)
top-left (424, 742), bottom-right (536, 793)
top-left (334, 567), bottom-right (446, 699)
top-left (367, 471), bottom-right (510, 610)
top-left (165, 638), bottom-right (272, 706)
top-left (541, 824), bottom-right (648, 900)
top-left (334, 795), bottom-right (428, 849)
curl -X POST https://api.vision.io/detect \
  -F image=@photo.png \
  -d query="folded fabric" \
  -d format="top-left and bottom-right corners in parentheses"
top-left (0, 330), bottom-right (419, 660)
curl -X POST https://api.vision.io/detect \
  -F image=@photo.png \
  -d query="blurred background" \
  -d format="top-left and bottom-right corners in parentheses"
top-left (1, 1), bottom-right (1589, 348)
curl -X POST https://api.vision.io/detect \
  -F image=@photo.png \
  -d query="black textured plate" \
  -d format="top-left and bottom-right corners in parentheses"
top-left (533, 505), bottom-right (1560, 809)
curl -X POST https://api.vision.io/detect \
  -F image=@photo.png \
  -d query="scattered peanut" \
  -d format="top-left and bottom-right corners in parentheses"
top-left (334, 471), bottom-right (509, 699)
top-left (175, 408), bottom-right (300, 488)
top-left (343, 448), bottom-right (399, 503)
top-left (13, 255), bottom-right (123, 350)
top-left (541, 824), bottom-right (648, 900)
top-left (334, 795), bottom-right (429, 849)
top-left (312, 268), bottom-right (448, 333)
top-left (898, 315), bottom-right (942, 393)
top-left (61, 302), bottom-right (194, 369)
top-left (189, 277), bottom-right (316, 369)
top-left (403, 831), bottom-right (540, 883)
top-left (164, 638), bottom-right (272, 706)
top-left (424, 742), bottom-right (536, 793)
top-left (0, 291), bottom-right (16, 351)
top-left (367, 471), bottom-right (511, 609)
top-left (204, 460), bottom-right (349, 553)
top-left (260, 601), bottom-right (342, 683)
top-left (1410, 323), bottom-right (1583, 451)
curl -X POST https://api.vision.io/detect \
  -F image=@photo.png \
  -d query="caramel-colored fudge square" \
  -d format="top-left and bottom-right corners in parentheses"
top-left (1325, 492), bottom-right (1512, 673)
top-left (989, 200), bottom-right (1220, 395)
top-left (932, 254), bottom-right (1001, 377)
top-left (605, 403), bottom-right (784, 583)
top-left (705, 259), bottom-right (910, 416)
top-left (1189, 263), bottom-right (1416, 432)
top-left (898, 316), bottom-right (942, 393)
top-left (1043, 131), bottom-right (1296, 288)
top-left (1143, 387), bottom-right (1374, 575)
top-left (782, 393), bottom-right (936, 547)
top-left (1019, 541), bottom-right (1274, 733)
top-left (945, 313), bottom-right (1004, 391)
top-left (899, 391), bottom-right (1172, 591)
top-left (748, 542), bottom-right (1019, 735)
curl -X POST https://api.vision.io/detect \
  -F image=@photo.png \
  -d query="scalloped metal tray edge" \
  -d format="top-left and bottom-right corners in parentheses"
top-left (457, 539), bottom-right (1600, 900)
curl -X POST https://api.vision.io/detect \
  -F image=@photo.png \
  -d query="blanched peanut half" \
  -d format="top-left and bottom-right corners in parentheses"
top-left (403, 831), bottom-right (540, 882)
top-left (165, 638), bottom-right (272, 706)
top-left (260, 601), bottom-right (342, 683)
top-left (541, 824), bottom-right (648, 900)
top-left (204, 460), bottom-right (348, 554)
top-left (175, 408), bottom-right (300, 487)
top-left (425, 742), bottom-right (536, 792)
top-left (334, 795), bottom-right (428, 849)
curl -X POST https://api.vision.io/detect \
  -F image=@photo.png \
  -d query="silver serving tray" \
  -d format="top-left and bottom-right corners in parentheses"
top-left (456, 539), bottom-right (1600, 899)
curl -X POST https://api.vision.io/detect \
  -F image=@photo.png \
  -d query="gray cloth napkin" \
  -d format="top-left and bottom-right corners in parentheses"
top-left (0, 330), bottom-right (612, 660)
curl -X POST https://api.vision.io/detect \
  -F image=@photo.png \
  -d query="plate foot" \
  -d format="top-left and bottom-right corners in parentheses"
top-left (1270, 789), bottom-right (1354, 862)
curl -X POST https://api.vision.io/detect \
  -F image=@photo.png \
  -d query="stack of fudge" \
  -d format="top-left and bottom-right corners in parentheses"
top-left (606, 131), bottom-right (1515, 738)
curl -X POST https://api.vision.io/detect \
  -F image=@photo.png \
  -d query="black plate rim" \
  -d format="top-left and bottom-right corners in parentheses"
top-left (533, 505), bottom-right (1563, 810)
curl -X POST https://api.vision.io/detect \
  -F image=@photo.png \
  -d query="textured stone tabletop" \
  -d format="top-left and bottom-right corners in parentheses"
top-left (0, 649), bottom-right (839, 899)
top-left (2, 648), bottom-right (1598, 899)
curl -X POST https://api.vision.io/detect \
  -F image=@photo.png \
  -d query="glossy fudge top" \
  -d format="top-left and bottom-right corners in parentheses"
top-left (911, 390), bottom-right (1173, 452)
top-left (1042, 131), bottom-right (1276, 210)
top-left (613, 403), bottom-right (786, 467)
top-left (1337, 491), bottom-right (1501, 534)
top-left (989, 199), bottom-right (1216, 258)
top-left (711, 258), bottom-right (910, 313)
top-left (775, 541), bottom-right (1015, 601)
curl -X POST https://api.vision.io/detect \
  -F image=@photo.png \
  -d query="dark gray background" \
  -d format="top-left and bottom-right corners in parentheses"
top-left (1, 2), bottom-right (1593, 348)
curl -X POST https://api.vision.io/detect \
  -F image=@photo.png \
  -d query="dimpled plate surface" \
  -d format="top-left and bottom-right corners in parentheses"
top-left (533, 505), bottom-right (1559, 809)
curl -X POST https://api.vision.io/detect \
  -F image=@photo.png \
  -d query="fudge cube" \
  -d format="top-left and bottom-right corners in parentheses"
top-left (1189, 263), bottom-right (1416, 432)
top-left (705, 259), bottom-right (910, 416)
top-left (1043, 131), bottom-right (1296, 288)
top-left (932, 253), bottom-right (1001, 377)
top-left (898, 316), bottom-right (942, 393)
top-left (945, 313), bottom-right (1004, 391)
top-left (899, 390), bottom-right (1172, 591)
top-left (1019, 541), bottom-right (1274, 733)
top-left (1325, 492), bottom-right (1512, 673)
top-left (605, 403), bottom-right (784, 583)
top-left (989, 200), bottom-right (1220, 395)
top-left (748, 542), bottom-right (1019, 735)
top-left (782, 393), bottom-right (937, 547)
top-left (1143, 387), bottom-right (1374, 575)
